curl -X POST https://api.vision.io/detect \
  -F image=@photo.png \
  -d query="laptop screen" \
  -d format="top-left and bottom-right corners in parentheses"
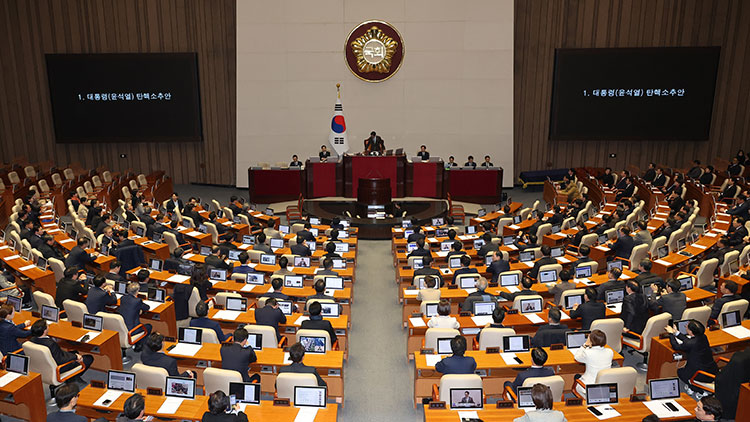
top-left (473, 239), bottom-right (485, 249)
top-left (115, 280), bottom-right (128, 295)
top-left (513, 215), bottom-right (522, 224)
top-left (729, 259), bottom-right (739, 274)
top-left (520, 298), bottom-right (543, 314)
top-left (473, 301), bottom-right (496, 316)
top-left (324, 277), bottom-right (344, 289)
top-left (484, 255), bottom-right (494, 266)
top-left (6, 353), bottom-right (28, 375)
top-left (436, 228), bottom-right (448, 238)
top-left (401, 220), bottom-right (412, 228)
top-left (279, 225), bottom-right (289, 234)
top-left (607, 260), bottom-right (623, 272)
top-left (466, 226), bottom-right (477, 234)
top-left (649, 378), bottom-right (680, 400)
top-left (517, 386), bottom-right (534, 408)
top-left (178, 327), bottom-right (203, 345)
top-left (411, 258), bottom-right (424, 270)
top-left (675, 320), bottom-right (691, 336)
top-left (320, 303), bottom-right (340, 318)
top-left (677, 238), bottom-right (686, 251)
top-left (503, 335), bottom-right (531, 352)
top-left (722, 310), bottom-right (741, 328)
top-left (242, 235), bottom-right (255, 245)
top-left (148, 287), bottom-right (166, 303)
top-left (500, 273), bottom-right (520, 287)
top-left (335, 243), bottom-right (349, 253)
top-left (153, 232), bottom-right (163, 243)
top-left (135, 226), bottom-right (145, 237)
top-left (229, 382), bottom-right (261, 405)
top-left (539, 269), bottom-right (558, 283)
top-left (246, 333), bottom-right (262, 350)
top-left (449, 388), bottom-right (483, 410)
top-left (36, 256), bottom-right (48, 271)
top-left (149, 258), bottom-right (163, 271)
top-left (503, 236), bottom-right (515, 245)
top-left (299, 336), bottom-right (326, 353)
top-left (551, 225), bottom-right (561, 234)
top-left (277, 300), bottom-right (293, 315)
top-left (83, 313), bottom-right (103, 331)
top-left (294, 386), bottom-right (327, 408)
top-left (260, 254), bottom-right (276, 265)
top-left (6, 296), bottom-right (21, 312)
top-left (226, 297), bottom-right (247, 312)
top-left (209, 269), bottom-right (227, 281)
top-left (425, 303), bottom-right (439, 317)
top-left (284, 275), bottom-right (304, 288)
top-left (437, 337), bottom-right (453, 355)
top-left (550, 246), bottom-right (563, 258)
top-left (165, 376), bottom-right (196, 399)
top-left (563, 294), bottom-right (584, 310)
top-left (108, 370), bottom-right (136, 392)
top-left (658, 245), bottom-right (669, 258)
top-left (432, 217), bottom-right (445, 226)
top-left (265, 208), bottom-right (274, 216)
top-left (605, 289), bottom-right (625, 304)
top-left (458, 276), bottom-right (479, 289)
top-left (565, 330), bottom-right (590, 349)
top-left (294, 256), bottom-right (311, 267)
top-left (477, 209), bottom-right (487, 217)
top-left (199, 245), bottom-right (212, 256)
top-left (41, 304), bottom-right (59, 323)
top-left (586, 383), bottom-right (618, 405)
top-left (227, 250), bottom-right (241, 261)
top-left (269, 238), bottom-right (284, 249)
top-left (449, 257), bottom-right (462, 268)
top-left (440, 241), bottom-right (453, 252)
top-left (332, 258), bottom-right (346, 269)
top-left (598, 234), bottom-right (608, 244)
top-left (309, 217), bottom-right (320, 225)
top-left (575, 265), bottom-right (592, 278)
top-left (245, 273), bottom-right (264, 285)
top-left (519, 251), bottom-right (534, 262)
top-left (677, 276), bottom-right (693, 291)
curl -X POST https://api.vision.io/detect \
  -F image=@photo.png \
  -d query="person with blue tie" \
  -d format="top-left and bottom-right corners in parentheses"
top-left (0, 304), bottom-right (31, 355)
top-left (85, 275), bottom-right (117, 314)
top-left (504, 347), bottom-right (555, 394)
top-left (435, 335), bottom-right (477, 374)
top-left (190, 301), bottom-right (230, 342)
top-left (118, 282), bottom-right (152, 352)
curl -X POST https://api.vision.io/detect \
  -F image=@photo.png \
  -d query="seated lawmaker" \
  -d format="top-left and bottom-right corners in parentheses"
top-left (220, 327), bottom-right (260, 383)
top-left (300, 301), bottom-right (337, 347)
top-left (417, 145), bottom-right (430, 161)
top-left (512, 384), bottom-right (567, 422)
top-left (529, 245), bottom-right (557, 279)
top-left (290, 236), bottom-right (312, 257)
top-left (427, 299), bottom-right (459, 329)
top-left (47, 383), bottom-right (87, 422)
top-left (0, 304), bottom-right (31, 355)
top-left (202, 391), bottom-right (248, 422)
top-left (710, 280), bottom-right (741, 321)
top-left (461, 277), bottom-right (496, 313)
top-left (254, 298), bottom-right (287, 341)
top-left (289, 154), bottom-right (302, 167)
top-left (85, 275), bottom-right (116, 314)
top-left (55, 267), bottom-right (88, 308)
top-left (665, 320), bottom-right (718, 391)
top-left (570, 287), bottom-right (605, 330)
top-left (414, 255), bottom-right (443, 286)
top-left (547, 269), bottom-right (576, 306)
top-left (531, 307), bottom-right (568, 348)
top-left (486, 251), bottom-right (510, 283)
top-left (278, 342), bottom-right (327, 386)
top-left (190, 301), bottom-right (230, 342)
top-left (435, 335), bottom-right (476, 374)
top-left (504, 348), bottom-right (555, 394)
top-left (407, 238), bottom-right (431, 259)
top-left (464, 156), bottom-right (477, 168)
top-left (417, 276), bottom-right (442, 302)
top-left (476, 233), bottom-right (499, 258)
top-left (480, 155), bottom-right (494, 167)
top-left (452, 255), bottom-right (478, 283)
top-left (118, 281), bottom-right (153, 351)
top-left (573, 329), bottom-right (614, 396)
top-left (499, 276), bottom-right (536, 302)
top-left (319, 145), bottom-right (331, 162)
top-left (648, 279), bottom-right (687, 321)
top-left (141, 333), bottom-right (195, 378)
top-left (30, 320), bottom-right (94, 379)
top-left (476, 307), bottom-right (506, 344)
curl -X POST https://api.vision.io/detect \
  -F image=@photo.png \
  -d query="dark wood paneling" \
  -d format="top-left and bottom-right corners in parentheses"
top-left (515, 0), bottom-right (750, 179)
top-left (0, 0), bottom-right (236, 185)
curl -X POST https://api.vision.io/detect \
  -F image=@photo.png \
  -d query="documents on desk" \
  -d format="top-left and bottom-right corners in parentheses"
top-left (167, 274), bottom-right (191, 283)
top-left (241, 284), bottom-right (256, 292)
top-left (94, 390), bottom-right (126, 407)
top-left (425, 355), bottom-right (446, 367)
top-left (0, 372), bottom-right (22, 387)
top-left (18, 264), bottom-right (36, 271)
top-left (410, 317), bottom-right (426, 327)
top-left (169, 343), bottom-right (203, 357)
top-left (283, 352), bottom-right (293, 364)
top-left (506, 286), bottom-right (520, 293)
top-left (524, 262), bottom-right (534, 268)
top-left (76, 331), bottom-right (101, 343)
top-left (294, 407), bottom-right (319, 422)
top-left (558, 257), bottom-right (571, 264)
top-left (589, 404), bottom-right (620, 420)
top-left (2, 255), bottom-right (20, 261)
top-left (560, 311), bottom-right (570, 320)
top-left (471, 315), bottom-right (494, 326)
top-left (464, 288), bottom-right (477, 295)
top-left (654, 259), bottom-right (671, 266)
top-left (576, 278), bottom-right (594, 285)
top-left (501, 352), bottom-right (521, 365)
top-left (295, 316), bottom-right (310, 326)
top-left (157, 397), bottom-right (185, 414)
top-left (183, 253), bottom-right (196, 259)
top-left (143, 300), bottom-right (162, 311)
top-left (186, 230), bottom-right (202, 237)
top-left (214, 310), bottom-right (242, 321)
top-left (403, 289), bottom-right (418, 297)
top-left (60, 239), bottom-right (75, 244)
top-left (525, 313), bottom-right (544, 324)
top-left (723, 325), bottom-right (750, 339)
top-left (507, 225), bottom-right (520, 230)
top-left (458, 411), bottom-right (479, 420)
top-left (643, 399), bottom-right (690, 419)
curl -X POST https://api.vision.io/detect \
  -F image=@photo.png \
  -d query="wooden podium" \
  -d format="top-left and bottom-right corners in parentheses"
top-left (357, 178), bottom-right (391, 205)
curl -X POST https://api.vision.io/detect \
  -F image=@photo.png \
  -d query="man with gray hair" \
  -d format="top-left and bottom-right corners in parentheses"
top-left (118, 281), bottom-right (152, 352)
top-left (461, 277), bottom-right (496, 313)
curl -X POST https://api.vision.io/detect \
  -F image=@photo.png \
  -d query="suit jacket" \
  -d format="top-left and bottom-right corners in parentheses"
top-left (570, 301), bottom-right (606, 330)
top-left (205, 255), bottom-right (232, 272)
top-left (290, 243), bottom-right (312, 257)
top-left (669, 333), bottom-right (718, 382)
top-left (253, 243), bottom-right (272, 254)
top-left (728, 200), bottom-right (750, 221)
top-left (39, 243), bottom-right (64, 261)
top-left (687, 166), bottom-right (703, 179)
top-left (728, 163), bottom-right (742, 176)
top-left (414, 267), bottom-right (444, 286)
top-left (172, 283), bottom-right (193, 321)
top-left (254, 305), bottom-right (287, 340)
top-left (508, 366), bottom-right (555, 393)
top-left (220, 342), bottom-right (257, 383)
top-left (596, 280), bottom-right (627, 301)
top-left (31, 336), bottom-right (76, 365)
top-left (615, 183), bottom-right (635, 200)
top-left (200, 412), bottom-right (248, 422)
top-left (715, 347), bottom-right (750, 419)
top-left (85, 286), bottom-right (117, 314)
top-left (452, 267), bottom-right (479, 283)
top-left (64, 246), bottom-right (96, 271)
top-left (710, 294), bottom-right (742, 320)
top-left (548, 282), bottom-right (576, 306)
top-left (300, 316), bottom-right (338, 346)
top-left (0, 319), bottom-right (30, 354)
top-left (611, 235), bottom-right (634, 260)
top-left (529, 257), bottom-right (557, 279)
top-left (633, 230), bottom-right (653, 248)
top-left (728, 225), bottom-right (748, 247)
top-left (669, 195), bottom-right (685, 213)
top-left (47, 411), bottom-right (88, 422)
top-left (140, 347), bottom-right (184, 377)
top-left (571, 229), bottom-right (588, 247)
top-left (600, 173), bottom-right (614, 187)
top-left (296, 230), bottom-right (316, 242)
top-left (165, 228), bottom-right (186, 245)
top-left (652, 174), bottom-right (666, 187)
top-left (649, 291), bottom-right (687, 320)
top-left (643, 169), bottom-right (656, 182)
top-left (700, 172), bottom-right (714, 185)
top-left (461, 290), bottom-right (497, 313)
top-left (118, 294), bottom-right (149, 330)
top-left (477, 243), bottom-right (499, 258)
top-left (406, 232), bottom-right (426, 243)
top-left (621, 293), bottom-right (649, 333)
top-left (190, 317), bottom-right (230, 342)
top-left (721, 184), bottom-right (739, 199)
top-left (499, 288), bottom-right (536, 302)
top-left (531, 324), bottom-right (569, 348)
top-left (487, 259), bottom-right (511, 283)
top-left (435, 355), bottom-right (477, 374)
top-left (166, 199), bottom-right (184, 213)
top-left (55, 277), bottom-right (88, 308)
top-left (278, 362), bottom-right (326, 386)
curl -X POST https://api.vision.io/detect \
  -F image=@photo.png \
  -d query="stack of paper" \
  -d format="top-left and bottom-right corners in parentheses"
top-left (424, 354), bottom-right (445, 367)
top-left (723, 325), bottom-right (750, 339)
top-left (214, 310), bottom-right (241, 321)
top-left (654, 259), bottom-right (671, 266)
top-left (558, 257), bottom-right (571, 264)
top-left (525, 313), bottom-right (545, 324)
top-left (409, 317), bottom-right (426, 327)
top-left (186, 230), bottom-right (202, 237)
top-left (560, 311), bottom-right (571, 320)
top-left (0, 372), bottom-right (22, 387)
top-left (471, 315), bottom-right (493, 326)
top-left (506, 286), bottom-right (520, 293)
top-left (2, 255), bottom-right (20, 261)
top-left (157, 397), bottom-right (185, 414)
top-left (295, 316), bottom-right (310, 326)
top-left (458, 411), bottom-right (479, 420)
top-left (241, 284), bottom-right (256, 292)
top-left (93, 390), bottom-right (124, 407)
top-left (169, 343), bottom-right (202, 357)
top-left (643, 400), bottom-right (691, 419)
top-left (166, 274), bottom-right (191, 283)
top-left (60, 239), bottom-right (75, 244)
top-left (500, 352), bottom-right (521, 365)
top-left (182, 253), bottom-right (196, 259)
top-left (294, 407), bottom-right (319, 422)
top-left (463, 288), bottom-right (478, 295)
top-left (18, 264), bottom-right (36, 271)
top-left (589, 405), bottom-right (621, 420)
top-left (506, 244), bottom-right (518, 250)
top-left (508, 224), bottom-right (520, 230)
top-left (76, 331), bottom-right (101, 343)
top-left (403, 289), bottom-right (417, 297)
top-left (143, 300), bottom-right (162, 311)
top-left (524, 261), bottom-right (534, 268)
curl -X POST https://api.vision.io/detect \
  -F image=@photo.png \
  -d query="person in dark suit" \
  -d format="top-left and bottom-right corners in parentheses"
top-left (363, 131), bottom-right (385, 154)
top-left (571, 245), bottom-right (592, 270)
top-left (643, 163), bottom-right (656, 183)
top-left (406, 226), bottom-right (425, 243)
top-left (182, 203), bottom-right (205, 225)
top-left (452, 255), bottom-right (479, 284)
top-left (252, 233), bottom-right (272, 254)
top-left (504, 347), bottom-right (555, 394)
top-left (262, 278), bottom-right (295, 302)
top-left (665, 320), bottom-right (718, 389)
top-left (206, 211), bottom-right (231, 242)
top-left (230, 252), bottom-right (254, 274)
top-left (464, 156), bottom-right (477, 168)
top-left (611, 227), bottom-right (635, 260)
top-left (634, 259), bottom-right (664, 288)
top-left (615, 177), bottom-right (635, 202)
top-left (0, 304), bottom-right (30, 355)
top-left (408, 239), bottom-right (431, 260)
top-left (116, 393), bottom-right (148, 422)
top-left (165, 193), bottom-right (184, 214)
top-left (55, 268), bottom-right (89, 308)
top-left (727, 217), bottom-right (748, 247)
top-left (205, 246), bottom-right (232, 273)
top-left (290, 236), bottom-right (312, 257)
top-left (85, 275), bottom-right (116, 313)
top-left (190, 301), bottom-right (230, 342)
top-left (165, 220), bottom-right (186, 245)
top-left (27, 225), bottom-right (45, 250)
top-left (652, 167), bottom-right (667, 187)
top-left (529, 245), bottom-right (557, 279)
top-left (201, 390), bottom-right (248, 422)
top-left (648, 279), bottom-right (687, 320)
top-left (547, 269), bottom-right (576, 306)
top-left (18, 219), bottom-right (34, 241)
top-left (39, 234), bottom-right (64, 261)
top-left (699, 165), bottom-right (715, 185)
top-left (480, 155), bottom-right (494, 167)
top-left (531, 308), bottom-right (568, 348)
top-left (164, 248), bottom-right (187, 273)
top-left (64, 238), bottom-right (96, 271)
top-left (476, 307), bottom-right (506, 344)
top-left (277, 342), bottom-right (327, 386)
top-left (476, 233), bottom-right (499, 258)
top-left (296, 222), bottom-right (316, 242)
top-left (570, 287), bottom-right (606, 330)
top-left (254, 298), bottom-right (287, 341)
top-left (172, 281), bottom-right (193, 325)
top-left (300, 301), bottom-right (337, 347)
top-left (47, 383), bottom-right (87, 422)
top-left (220, 327), bottom-right (260, 383)
top-left (30, 320), bottom-right (93, 380)
top-left (720, 178), bottom-right (739, 201)
top-left (414, 254), bottom-right (443, 286)
top-left (118, 282), bottom-right (152, 351)
top-left (319, 145), bottom-right (331, 161)
top-left (305, 279), bottom-right (335, 308)
top-left (714, 347), bottom-right (750, 419)
top-left (596, 267), bottom-right (626, 301)
top-left (94, 214), bottom-right (112, 236)
top-left (727, 194), bottom-right (750, 221)
top-left (710, 280), bottom-right (742, 320)
top-left (622, 281), bottom-right (649, 336)
top-left (499, 276), bottom-right (536, 302)
top-left (417, 145), bottom-right (430, 160)
top-left (570, 221), bottom-right (588, 247)
top-left (461, 277), bottom-right (497, 313)
top-left (486, 251), bottom-right (510, 283)
top-left (435, 335), bottom-right (477, 375)
top-left (447, 240), bottom-right (466, 258)
top-left (728, 157), bottom-right (743, 176)
top-left (686, 160), bottom-right (703, 179)
top-left (141, 333), bottom-right (195, 378)
top-left (599, 167), bottom-right (615, 187)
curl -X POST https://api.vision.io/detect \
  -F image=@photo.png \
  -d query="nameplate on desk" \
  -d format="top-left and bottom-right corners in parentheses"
top-left (428, 401), bottom-right (446, 409)
top-left (147, 387), bottom-right (162, 396)
top-left (420, 348), bottom-right (435, 355)
top-left (565, 398), bottom-right (583, 406)
top-left (459, 311), bottom-right (471, 317)
top-left (411, 312), bottom-right (424, 318)
top-left (273, 398), bottom-right (290, 406)
top-left (90, 380), bottom-right (105, 389)
top-left (496, 400), bottom-right (514, 408)
top-left (71, 321), bottom-right (82, 328)
top-left (447, 285), bottom-right (458, 290)
top-left (164, 336), bottom-right (176, 343)
top-left (327, 369), bottom-right (341, 377)
top-left (550, 343), bottom-right (564, 350)
top-left (488, 282), bottom-right (498, 288)
top-left (485, 347), bottom-right (500, 354)
top-left (630, 393), bottom-right (647, 402)
top-left (507, 309), bottom-right (518, 315)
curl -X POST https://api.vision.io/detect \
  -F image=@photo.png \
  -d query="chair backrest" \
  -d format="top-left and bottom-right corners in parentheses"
top-left (596, 367), bottom-right (637, 397)
top-left (512, 295), bottom-right (543, 310)
top-left (244, 324), bottom-right (281, 349)
top-left (720, 300), bottom-right (749, 327)
top-left (667, 229), bottom-right (684, 253)
top-left (222, 207), bottom-right (235, 221)
top-left (636, 313), bottom-right (672, 353)
top-left (721, 251), bottom-right (740, 276)
top-left (276, 373), bottom-right (319, 401)
top-left (558, 289), bottom-right (586, 307)
top-left (628, 244), bottom-right (649, 269)
top-left (425, 328), bottom-right (460, 351)
top-left (62, 299), bottom-right (87, 323)
top-left (649, 236), bottom-right (667, 257)
top-left (83, 181), bottom-right (93, 193)
top-left (91, 175), bottom-right (102, 187)
top-left (438, 374), bottom-right (483, 403)
top-left (739, 244), bottom-right (750, 267)
top-left (198, 327), bottom-right (220, 344)
top-left (181, 216), bottom-right (195, 228)
top-left (7, 171), bottom-right (20, 184)
top-left (22, 341), bottom-right (63, 386)
top-left (203, 368), bottom-right (243, 396)
top-left (522, 375), bottom-right (565, 401)
top-left (51, 173), bottom-right (63, 186)
top-left (214, 292), bottom-right (242, 307)
top-left (580, 233), bottom-right (598, 247)
top-left (477, 327), bottom-right (516, 351)
top-left (682, 306), bottom-right (711, 327)
top-left (695, 258), bottom-right (719, 289)
top-left (535, 223), bottom-right (552, 240)
top-left (162, 231), bottom-right (179, 254)
top-left (102, 171), bottom-right (113, 183)
top-left (132, 363), bottom-right (168, 390)
top-left (590, 319), bottom-right (625, 353)
top-left (99, 312), bottom-right (135, 348)
top-left (248, 250), bottom-right (264, 263)
top-left (188, 287), bottom-right (202, 318)
top-left (204, 222), bottom-right (219, 244)
top-left (561, 217), bottom-right (575, 231)
top-left (296, 329), bottom-right (332, 351)
top-left (129, 179), bottom-right (139, 191)
top-left (496, 218), bottom-right (513, 234)
top-left (518, 208), bottom-right (531, 220)
top-left (130, 221), bottom-right (147, 237)
top-left (137, 174), bottom-right (148, 186)
top-left (32, 291), bottom-right (55, 310)
top-left (38, 179), bottom-right (50, 192)
top-left (537, 264), bottom-right (562, 281)
top-left (419, 300), bottom-right (440, 316)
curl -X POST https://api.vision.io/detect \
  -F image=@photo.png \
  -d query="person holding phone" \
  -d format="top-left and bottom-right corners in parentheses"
top-left (201, 391), bottom-right (248, 422)
top-left (664, 320), bottom-right (718, 394)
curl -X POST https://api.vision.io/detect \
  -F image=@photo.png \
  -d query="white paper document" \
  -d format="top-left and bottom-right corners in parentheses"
top-left (643, 400), bottom-right (691, 419)
top-left (186, 231), bottom-right (202, 237)
top-left (524, 261), bottom-right (534, 268)
top-left (157, 397), bottom-right (185, 414)
top-left (2, 255), bottom-right (20, 261)
top-left (424, 354), bottom-right (446, 367)
top-left (589, 404), bottom-right (621, 420)
top-left (506, 286), bottom-right (520, 293)
top-left (168, 343), bottom-right (202, 357)
top-left (508, 225), bottom-right (520, 230)
top-left (525, 313), bottom-right (544, 324)
top-left (182, 253), bottom-right (196, 259)
top-left (506, 244), bottom-right (518, 250)
top-left (403, 289), bottom-right (417, 297)
top-left (283, 352), bottom-right (293, 364)
top-left (241, 284), bottom-right (256, 292)
top-left (294, 407), bottom-right (319, 422)
top-left (501, 352), bottom-right (521, 365)
top-left (0, 372), bottom-right (22, 387)
top-left (93, 390), bottom-right (124, 407)
top-left (654, 259), bottom-right (671, 266)
top-left (557, 257), bottom-right (570, 264)
top-left (166, 274), bottom-right (191, 283)
top-left (471, 315), bottom-right (494, 326)
top-left (607, 303), bottom-right (623, 314)
top-left (723, 325), bottom-right (750, 339)
top-left (435, 251), bottom-right (449, 258)
top-left (18, 264), bottom-right (36, 271)
top-left (143, 300), bottom-right (162, 311)
top-left (59, 239), bottom-right (75, 244)
top-left (463, 288), bottom-right (477, 295)
top-left (427, 237), bottom-right (439, 243)
top-left (294, 316), bottom-right (310, 326)
top-left (76, 331), bottom-right (101, 343)
top-left (458, 411), bottom-right (479, 420)
top-left (214, 310), bottom-right (241, 321)
top-left (560, 311), bottom-right (570, 320)
top-left (409, 317), bottom-right (426, 327)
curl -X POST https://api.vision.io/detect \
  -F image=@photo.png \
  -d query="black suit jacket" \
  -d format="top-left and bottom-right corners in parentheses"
top-left (300, 317), bottom-right (338, 346)
top-left (531, 324), bottom-right (569, 348)
top-left (643, 169), bottom-right (656, 182)
top-left (621, 293), bottom-right (649, 333)
top-left (597, 280), bottom-right (627, 301)
top-left (297, 230), bottom-right (316, 242)
top-left (715, 347), bottom-right (750, 419)
top-left (166, 199), bottom-right (184, 213)
top-left (652, 174), bottom-right (666, 187)
top-left (55, 277), bottom-right (88, 308)
top-left (278, 362), bottom-right (326, 386)
top-left (140, 347), bottom-right (185, 377)
top-left (649, 291), bottom-right (687, 320)
top-left (46, 411), bottom-right (87, 422)
top-left (290, 243), bottom-right (312, 257)
top-left (254, 305), bottom-right (287, 340)
top-left (634, 271), bottom-right (664, 288)
top-left (611, 235), bottom-right (634, 260)
top-left (414, 267), bottom-right (444, 285)
top-left (529, 256), bottom-right (557, 279)
top-left (615, 183), bottom-right (635, 200)
top-left (64, 246), bottom-right (95, 271)
top-left (205, 255), bottom-right (232, 272)
top-left (220, 342), bottom-right (257, 383)
top-left (499, 288), bottom-right (536, 302)
top-left (710, 294), bottom-right (742, 320)
top-left (477, 243), bottom-right (499, 258)
top-left (570, 301), bottom-right (606, 330)
top-left (486, 259), bottom-right (510, 282)
top-left (85, 286), bottom-right (116, 314)
top-left (31, 336), bottom-right (76, 365)
top-left (39, 243), bottom-right (64, 261)
top-left (669, 333), bottom-right (718, 383)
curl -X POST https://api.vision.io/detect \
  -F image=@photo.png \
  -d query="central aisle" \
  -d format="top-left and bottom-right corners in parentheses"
top-left (339, 240), bottom-right (422, 421)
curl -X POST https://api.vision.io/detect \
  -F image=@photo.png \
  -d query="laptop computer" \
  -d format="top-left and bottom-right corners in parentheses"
top-left (277, 300), bottom-right (293, 315)
top-left (586, 383), bottom-right (618, 406)
top-left (565, 330), bottom-right (590, 349)
top-left (722, 310), bottom-right (741, 328)
top-left (41, 305), bottom-right (60, 323)
top-left (284, 275), bottom-right (304, 288)
top-left (500, 273), bottom-right (520, 287)
top-left (108, 370), bottom-right (136, 392)
top-left (503, 236), bottom-right (515, 245)
top-left (245, 333), bottom-right (262, 350)
top-left (440, 241), bottom-right (453, 251)
top-left (294, 386), bottom-right (327, 408)
top-left (472, 301), bottom-right (496, 316)
top-left (334, 243), bottom-right (349, 253)
top-left (519, 251), bottom-right (535, 262)
top-left (6, 296), bottom-right (21, 313)
top-left (178, 327), bottom-right (203, 345)
top-left (677, 275), bottom-right (694, 291)
top-left (149, 258), bottom-right (163, 272)
top-left (209, 269), bottom-right (227, 282)
top-left (245, 273), bottom-right (265, 285)
top-left (269, 238), bottom-right (284, 249)
top-left (466, 226), bottom-right (477, 235)
top-left (411, 257), bottom-right (424, 270)
top-left (331, 258), bottom-right (346, 269)
top-left (449, 257), bottom-right (462, 268)
top-left (36, 256), bottom-right (48, 271)
top-left (279, 225), bottom-right (289, 234)
top-left (134, 226), bottom-right (146, 237)
top-left (242, 235), bottom-right (255, 245)
top-left (449, 388), bottom-right (483, 410)
top-left (458, 276), bottom-right (479, 289)
top-left (299, 335), bottom-right (326, 353)
top-left (503, 335), bottom-right (531, 353)
top-left (575, 265), bottom-right (593, 279)
top-left (649, 378), bottom-right (681, 401)
top-left (432, 217), bottom-right (445, 226)
top-left (227, 250), bottom-right (241, 262)
top-left (165, 376), bottom-right (196, 399)
top-left (606, 289), bottom-right (625, 308)
top-left (5, 353), bottom-right (29, 375)
top-left (550, 246), bottom-right (563, 258)
top-left (675, 319), bottom-right (691, 335)
top-left (199, 245), bottom-right (212, 256)
top-left (320, 303), bottom-right (340, 318)
top-left (517, 386), bottom-right (535, 409)
top-left (473, 239), bottom-right (485, 249)
top-left (148, 287), bottom-right (166, 303)
top-left (425, 303), bottom-right (439, 317)
top-left (519, 298), bottom-right (543, 314)
top-left (324, 276), bottom-right (344, 290)
top-left (606, 260), bottom-right (623, 272)
top-left (551, 225), bottom-right (561, 234)
top-left (260, 254), bottom-right (276, 265)
top-left (658, 245), bottom-right (669, 259)
top-left (563, 293), bottom-right (584, 310)
top-left (294, 256), bottom-right (311, 268)
top-left (538, 269), bottom-right (558, 283)
top-left (226, 297), bottom-right (247, 312)
top-left (309, 217), bottom-right (321, 225)
top-left (437, 337), bottom-right (453, 354)
top-left (229, 382), bottom-right (261, 405)
top-left (152, 232), bottom-right (163, 243)
top-left (83, 313), bottom-right (103, 331)
top-left (598, 234), bottom-right (608, 244)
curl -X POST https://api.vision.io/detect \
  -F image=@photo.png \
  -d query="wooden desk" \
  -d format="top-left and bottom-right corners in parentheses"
top-left (423, 394), bottom-right (696, 421)
top-left (646, 320), bottom-right (750, 380)
top-left (468, 202), bottom-right (523, 226)
top-left (0, 243), bottom-right (57, 295)
top-left (0, 370), bottom-right (45, 422)
top-left (413, 347), bottom-right (623, 407)
top-left (736, 383), bottom-right (750, 422)
top-left (76, 386), bottom-right (208, 421)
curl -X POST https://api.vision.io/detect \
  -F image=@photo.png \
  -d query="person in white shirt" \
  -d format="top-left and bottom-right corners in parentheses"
top-left (427, 299), bottom-right (459, 329)
top-left (573, 329), bottom-right (614, 396)
top-left (417, 275), bottom-right (441, 302)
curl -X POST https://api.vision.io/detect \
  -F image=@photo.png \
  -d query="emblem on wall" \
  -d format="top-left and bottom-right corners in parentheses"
top-left (345, 21), bottom-right (404, 82)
